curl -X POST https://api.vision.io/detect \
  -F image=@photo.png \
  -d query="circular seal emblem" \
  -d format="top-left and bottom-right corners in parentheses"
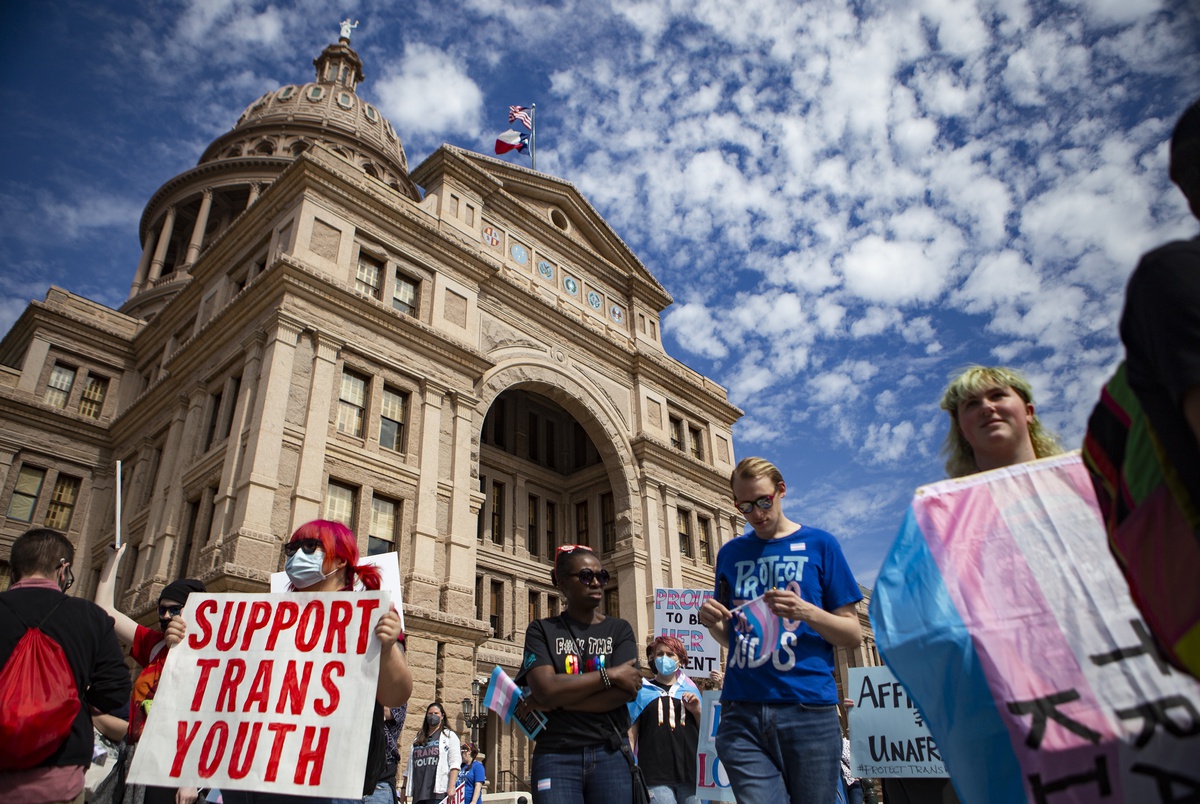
top-left (481, 226), bottom-right (501, 248)
top-left (510, 243), bottom-right (529, 265)
top-left (609, 305), bottom-right (624, 324)
top-left (587, 291), bottom-right (603, 310)
top-left (537, 260), bottom-right (554, 280)
top-left (563, 276), bottom-right (580, 296)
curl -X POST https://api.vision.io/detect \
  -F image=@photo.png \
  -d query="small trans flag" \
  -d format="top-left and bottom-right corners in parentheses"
top-left (732, 594), bottom-right (781, 663)
top-left (482, 665), bottom-right (520, 723)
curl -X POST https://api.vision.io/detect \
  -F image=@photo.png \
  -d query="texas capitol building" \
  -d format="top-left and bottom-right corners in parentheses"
top-left (0, 31), bottom-right (877, 789)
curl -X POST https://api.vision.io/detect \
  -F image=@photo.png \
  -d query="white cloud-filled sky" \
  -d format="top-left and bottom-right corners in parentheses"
top-left (2, 0), bottom-right (1197, 584)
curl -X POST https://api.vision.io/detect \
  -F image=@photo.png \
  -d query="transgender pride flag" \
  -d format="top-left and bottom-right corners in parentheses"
top-left (871, 453), bottom-right (1200, 803)
top-left (732, 594), bottom-right (782, 663)
top-left (482, 665), bottom-right (521, 723)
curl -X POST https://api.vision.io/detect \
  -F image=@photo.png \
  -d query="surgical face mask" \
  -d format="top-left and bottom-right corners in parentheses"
top-left (286, 548), bottom-right (334, 589)
top-left (655, 655), bottom-right (679, 676)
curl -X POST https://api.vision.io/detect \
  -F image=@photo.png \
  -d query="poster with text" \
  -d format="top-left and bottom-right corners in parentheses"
top-left (695, 689), bottom-right (736, 802)
top-left (848, 665), bottom-right (948, 778)
top-left (127, 591), bottom-right (390, 798)
top-left (271, 551), bottom-right (404, 631)
top-left (654, 588), bottom-right (720, 678)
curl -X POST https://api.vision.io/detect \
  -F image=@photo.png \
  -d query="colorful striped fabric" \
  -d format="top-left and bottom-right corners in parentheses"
top-left (731, 594), bottom-right (782, 664)
top-left (871, 454), bottom-right (1200, 803)
top-left (482, 665), bottom-right (521, 723)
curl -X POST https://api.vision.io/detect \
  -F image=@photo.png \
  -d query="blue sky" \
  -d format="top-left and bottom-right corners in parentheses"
top-left (2, 0), bottom-right (1198, 585)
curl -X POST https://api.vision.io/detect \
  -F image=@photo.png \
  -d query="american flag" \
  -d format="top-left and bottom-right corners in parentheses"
top-left (509, 105), bottom-right (533, 130)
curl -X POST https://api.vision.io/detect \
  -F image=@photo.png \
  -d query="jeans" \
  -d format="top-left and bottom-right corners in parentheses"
top-left (648, 783), bottom-right (698, 804)
top-left (848, 780), bottom-right (864, 804)
top-left (715, 700), bottom-right (842, 804)
top-left (531, 744), bottom-right (632, 804)
top-left (363, 781), bottom-right (393, 804)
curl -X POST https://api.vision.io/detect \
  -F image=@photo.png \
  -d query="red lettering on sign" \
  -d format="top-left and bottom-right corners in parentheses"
top-left (294, 725), bottom-right (329, 785)
top-left (198, 721), bottom-right (229, 778)
top-left (189, 599), bottom-right (218, 649)
top-left (355, 599), bottom-right (382, 654)
top-left (241, 600), bottom-right (273, 650)
top-left (243, 659), bottom-right (273, 713)
top-left (276, 660), bottom-right (313, 715)
top-left (228, 721), bottom-right (262, 779)
top-left (264, 722), bottom-right (296, 782)
top-left (323, 600), bottom-right (352, 653)
top-left (315, 662), bottom-right (344, 716)
top-left (297, 601), bottom-right (324, 652)
top-left (216, 601), bottom-right (247, 650)
top-left (266, 601), bottom-right (299, 650)
top-left (191, 659), bottom-right (221, 711)
top-left (216, 659), bottom-right (246, 712)
top-left (171, 721), bottom-right (202, 777)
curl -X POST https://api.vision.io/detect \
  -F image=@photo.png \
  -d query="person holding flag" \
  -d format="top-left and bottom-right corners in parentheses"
top-left (698, 457), bottom-right (863, 804)
top-left (626, 635), bottom-right (702, 804)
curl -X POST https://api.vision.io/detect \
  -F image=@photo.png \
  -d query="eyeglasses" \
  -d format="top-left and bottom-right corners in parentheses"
top-left (158, 604), bottom-right (183, 618)
top-left (555, 544), bottom-right (592, 558)
top-left (57, 560), bottom-right (74, 593)
top-left (734, 494), bottom-right (775, 515)
top-left (566, 568), bottom-right (611, 587)
top-left (284, 538), bottom-right (322, 556)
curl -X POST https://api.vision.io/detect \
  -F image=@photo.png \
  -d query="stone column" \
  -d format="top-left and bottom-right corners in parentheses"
top-left (184, 189), bottom-right (214, 266)
top-left (218, 334), bottom-right (264, 541)
top-left (129, 228), bottom-right (159, 299)
top-left (143, 396), bottom-right (191, 578)
top-left (15, 335), bottom-right (51, 394)
top-left (408, 380), bottom-right (446, 608)
top-left (148, 206), bottom-right (177, 282)
top-left (663, 491), bottom-right (682, 588)
top-left (641, 479), bottom-right (666, 595)
top-left (289, 332), bottom-right (342, 532)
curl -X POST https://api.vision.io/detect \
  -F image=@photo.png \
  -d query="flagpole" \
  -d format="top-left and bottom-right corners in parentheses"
top-left (530, 102), bottom-right (536, 171)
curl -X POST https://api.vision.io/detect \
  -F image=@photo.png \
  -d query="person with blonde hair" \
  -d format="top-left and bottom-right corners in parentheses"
top-left (939, 365), bottom-right (1062, 478)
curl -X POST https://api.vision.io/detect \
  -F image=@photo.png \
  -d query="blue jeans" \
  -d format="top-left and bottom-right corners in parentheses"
top-left (648, 783), bottom-right (698, 804)
top-left (715, 700), bottom-right (842, 804)
top-left (363, 781), bottom-right (393, 804)
top-left (531, 744), bottom-right (632, 804)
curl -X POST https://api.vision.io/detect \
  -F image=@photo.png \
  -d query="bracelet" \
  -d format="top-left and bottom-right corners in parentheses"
top-left (599, 665), bottom-right (612, 689)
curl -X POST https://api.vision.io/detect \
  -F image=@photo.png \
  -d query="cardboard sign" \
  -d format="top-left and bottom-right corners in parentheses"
top-left (271, 551), bottom-right (404, 631)
top-left (127, 591), bottom-right (390, 798)
top-left (695, 690), bottom-right (736, 802)
top-left (848, 665), bottom-right (948, 778)
top-left (653, 588), bottom-right (720, 678)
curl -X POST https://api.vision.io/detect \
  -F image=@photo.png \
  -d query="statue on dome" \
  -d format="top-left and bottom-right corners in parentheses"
top-left (339, 19), bottom-right (359, 40)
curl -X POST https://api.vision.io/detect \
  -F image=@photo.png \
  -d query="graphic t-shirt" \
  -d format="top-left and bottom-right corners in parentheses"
top-left (409, 734), bottom-right (441, 802)
top-left (516, 614), bottom-right (638, 751)
top-left (460, 760), bottom-right (485, 803)
top-left (128, 624), bottom-right (169, 743)
top-left (714, 526), bottom-right (862, 704)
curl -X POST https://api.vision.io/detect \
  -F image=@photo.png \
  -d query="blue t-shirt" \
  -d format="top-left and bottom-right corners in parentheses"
top-left (461, 760), bottom-right (485, 802)
top-left (714, 526), bottom-right (862, 704)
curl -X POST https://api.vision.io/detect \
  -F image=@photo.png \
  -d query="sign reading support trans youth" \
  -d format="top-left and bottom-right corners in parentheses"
top-left (848, 665), bottom-right (948, 778)
top-left (127, 591), bottom-right (389, 799)
top-left (653, 588), bottom-right (719, 678)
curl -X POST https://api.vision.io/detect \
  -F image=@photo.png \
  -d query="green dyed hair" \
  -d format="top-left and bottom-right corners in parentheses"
top-left (939, 365), bottom-right (1063, 478)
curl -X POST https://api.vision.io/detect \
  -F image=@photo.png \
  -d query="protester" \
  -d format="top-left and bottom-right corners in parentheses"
top-left (380, 705), bottom-right (407, 803)
top-left (839, 700), bottom-right (863, 804)
top-left (1084, 97), bottom-right (1200, 680)
top-left (516, 544), bottom-right (642, 804)
top-left (697, 457), bottom-right (863, 804)
top-left (85, 704), bottom-right (128, 801)
top-left (458, 740), bottom-right (485, 804)
top-left (0, 528), bottom-right (131, 804)
top-left (165, 520), bottom-right (411, 804)
top-left (400, 704), bottom-right (460, 804)
top-left (627, 635), bottom-right (701, 804)
top-left (94, 541), bottom-right (203, 804)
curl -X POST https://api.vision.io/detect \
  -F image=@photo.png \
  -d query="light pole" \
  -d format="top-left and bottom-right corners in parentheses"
top-left (462, 678), bottom-right (486, 744)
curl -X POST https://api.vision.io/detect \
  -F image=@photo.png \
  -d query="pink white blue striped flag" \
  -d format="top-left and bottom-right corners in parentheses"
top-left (482, 665), bottom-right (521, 723)
top-left (870, 453), bottom-right (1200, 803)
top-left (732, 594), bottom-right (781, 664)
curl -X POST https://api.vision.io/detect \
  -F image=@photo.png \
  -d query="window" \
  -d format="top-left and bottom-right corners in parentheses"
top-left (477, 475), bottom-right (486, 541)
top-left (573, 423), bottom-right (587, 469)
top-left (689, 426), bottom-right (705, 461)
top-left (379, 387), bottom-right (407, 451)
top-left (204, 390), bottom-right (224, 450)
top-left (575, 500), bottom-right (589, 546)
top-left (325, 480), bottom-right (356, 527)
top-left (369, 495), bottom-right (397, 556)
top-left (46, 475), bottom-right (81, 530)
top-left (527, 495), bottom-right (540, 557)
top-left (490, 481), bottom-right (505, 546)
top-left (78, 375), bottom-right (108, 419)
top-left (393, 271), bottom-right (418, 316)
top-left (546, 501), bottom-right (557, 554)
top-left (337, 370), bottom-right (367, 437)
top-left (45, 364), bottom-right (76, 408)
top-left (698, 515), bottom-right (713, 565)
top-left (223, 377), bottom-right (241, 440)
top-left (605, 586), bottom-right (620, 618)
top-left (178, 500), bottom-right (200, 578)
top-left (545, 422), bottom-right (557, 469)
top-left (548, 594), bottom-right (559, 617)
top-left (527, 413), bottom-right (539, 462)
top-left (601, 493), bottom-right (616, 553)
top-left (528, 591), bottom-right (539, 625)
top-left (490, 580), bottom-right (503, 638)
top-left (677, 509), bottom-right (693, 559)
top-left (6, 466), bottom-right (45, 522)
top-left (490, 398), bottom-right (508, 450)
top-left (476, 576), bottom-right (484, 620)
top-left (669, 416), bottom-right (684, 450)
top-left (356, 251), bottom-right (384, 298)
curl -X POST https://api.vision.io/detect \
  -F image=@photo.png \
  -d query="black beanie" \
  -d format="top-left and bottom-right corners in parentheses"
top-left (159, 578), bottom-right (206, 607)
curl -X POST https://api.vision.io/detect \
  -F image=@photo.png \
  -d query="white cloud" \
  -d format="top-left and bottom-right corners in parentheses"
top-left (375, 45), bottom-right (484, 138)
top-left (839, 236), bottom-right (951, 304)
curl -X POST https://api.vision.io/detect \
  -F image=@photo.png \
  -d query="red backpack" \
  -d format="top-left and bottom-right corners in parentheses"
top-left (0, 596), bottom-right (82, 770)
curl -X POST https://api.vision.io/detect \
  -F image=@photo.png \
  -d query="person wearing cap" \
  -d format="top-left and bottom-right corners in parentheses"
top-left (95, 542), bottom-right (205, 804)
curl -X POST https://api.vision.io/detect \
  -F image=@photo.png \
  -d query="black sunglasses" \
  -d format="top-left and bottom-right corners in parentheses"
top-left (284, 538), bottom-right (322, 556)
top-left (567, 568), bottom-right (611, 587)
top-left (158, 604), bottom-right (183, 618)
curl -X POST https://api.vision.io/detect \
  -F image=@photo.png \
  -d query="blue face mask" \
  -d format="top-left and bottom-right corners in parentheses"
top-left (655, 655), bottom-right (679, 676)
top-left (286, 548), bottom-right (333, 589)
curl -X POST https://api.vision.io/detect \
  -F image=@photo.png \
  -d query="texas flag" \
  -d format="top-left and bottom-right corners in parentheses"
top-left (870, 453), bottom-right (1200, 803)
top-left (495, 129), bottom-right (529, 155)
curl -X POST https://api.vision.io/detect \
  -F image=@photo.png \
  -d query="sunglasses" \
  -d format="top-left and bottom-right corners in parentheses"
top-left (566, 568), bottom-right (611, 587)
top-left (284, 538), bottom-right (322, 556)
top-left (734, 494), bottom-right (775, 515)
top-left (158, 604), bottom-right (183, 618)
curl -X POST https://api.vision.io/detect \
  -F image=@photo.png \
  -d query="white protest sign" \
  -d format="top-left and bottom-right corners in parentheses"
top-left (272, 551), bottom-right (404, 631)
top-left (654, 588), bottom-right (720, 678)
top-left (127, 591), bottom-right (389, 798)
top-left (695, 690), bottom-right (736, 802)
top-left (848, 665), bottom-right (948, 778)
